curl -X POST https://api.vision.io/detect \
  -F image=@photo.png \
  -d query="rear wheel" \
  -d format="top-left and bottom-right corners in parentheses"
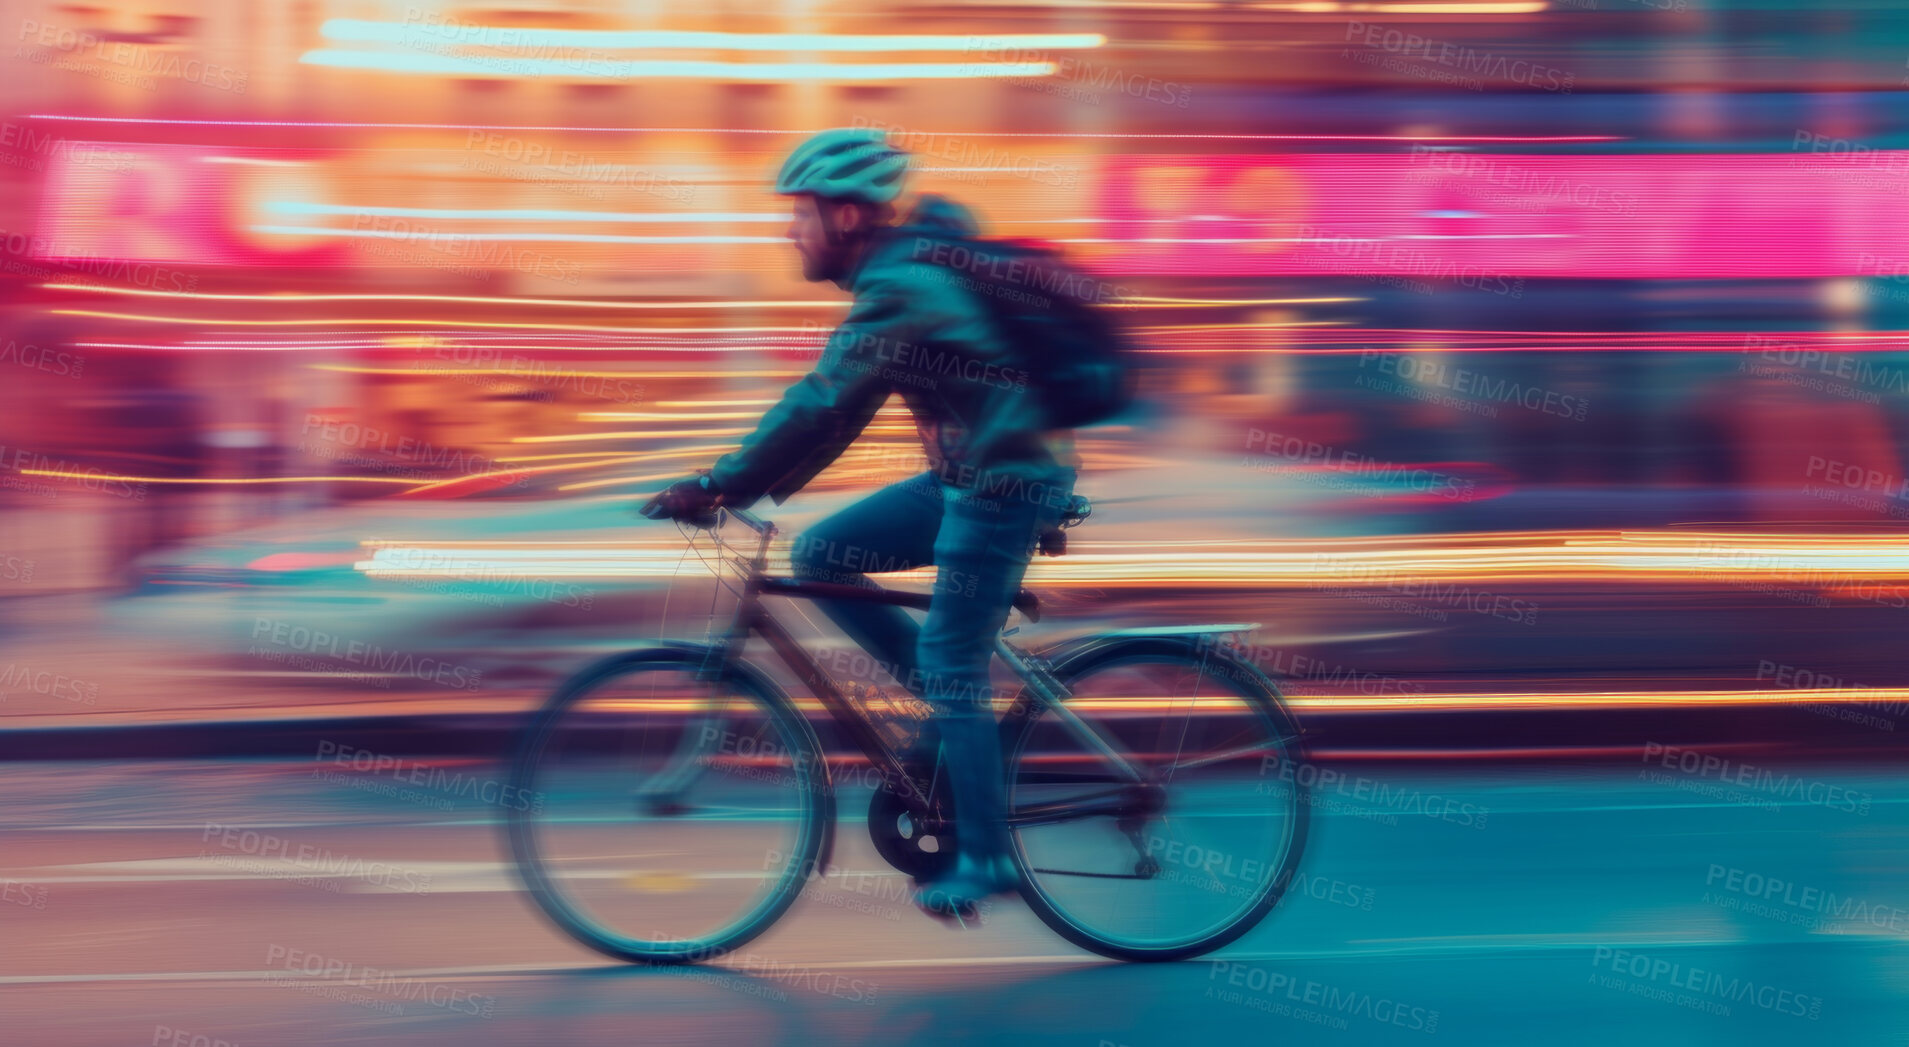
top-left (505, 645), bottom-right (830, 964)
top-left (1003, 636), bottom-right (1308, 962)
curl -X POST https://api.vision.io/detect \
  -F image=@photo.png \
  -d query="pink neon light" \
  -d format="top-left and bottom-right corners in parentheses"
top-left (1095, 153), bottom-right (1909, 278)
top-left (35, 142), bottom-right (343, 266)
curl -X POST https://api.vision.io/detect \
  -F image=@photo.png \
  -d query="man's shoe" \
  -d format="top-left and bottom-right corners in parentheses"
top-left (913, 853), bottom-right (1018, 925)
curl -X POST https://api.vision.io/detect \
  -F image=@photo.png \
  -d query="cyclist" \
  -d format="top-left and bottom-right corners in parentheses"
top-left (643, 127), bottom-right (1081, 920)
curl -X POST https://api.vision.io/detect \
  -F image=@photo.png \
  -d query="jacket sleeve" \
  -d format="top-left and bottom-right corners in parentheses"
top-left (707, 277), bottom-right (910, 508)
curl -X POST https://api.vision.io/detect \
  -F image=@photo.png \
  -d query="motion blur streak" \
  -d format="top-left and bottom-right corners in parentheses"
top-left (348, 531), bottom-right (1909, 585)
top-left (11, 0), bottom-right (1909, 1041)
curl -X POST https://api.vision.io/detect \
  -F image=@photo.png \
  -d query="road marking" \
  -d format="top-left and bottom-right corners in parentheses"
top-left (17, 857), bottom-right (904, 894)
top-left (0, 936), bottom-right (1768, 987)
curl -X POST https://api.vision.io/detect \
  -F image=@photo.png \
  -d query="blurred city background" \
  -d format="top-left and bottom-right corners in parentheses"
top-left (5, 0), bottom-right (1909, 1043)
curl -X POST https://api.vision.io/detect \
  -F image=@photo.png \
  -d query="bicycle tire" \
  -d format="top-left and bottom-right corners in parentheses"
top-left (504, 643), bottom-right (833, 965)
top-left (1003, 635), bottom-right (1310, 962)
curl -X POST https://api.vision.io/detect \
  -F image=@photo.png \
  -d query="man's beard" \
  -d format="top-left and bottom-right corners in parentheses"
top-left (798, 243), bottom-right (848, 283)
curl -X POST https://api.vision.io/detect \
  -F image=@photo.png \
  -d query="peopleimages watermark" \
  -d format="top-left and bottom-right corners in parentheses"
top-left (248, 619), bottom-right (484, 692)
top-left (1206, 961), bottom-right (1440, 1033)
top-left (909, 238), bottom-right (1133, 306)
top-left (369, 545), bottom-right (597, 610)
top-left (199, 823), bottom-right (432, 894)
top-left (1198, 632), bottom-right (1425, 696)
top-left (389, 11), bottom-right (622, 79)
top-left (810, 319), bottom-right (1032, 397)
top-left (1755, 658), bottom-right (1901, 732)
top-left (3, 877), bottom-right (49, 910)
top-left (0, 443), bottom-right (147, 501)
top-left (428, 342), bottom-right (645, 404)
top-left (0, 340), bottom-right (83, 380)
top-left (792, 532), bottom-right (985, 598)
top-left (349, 214), bottom-right (582, 283)
top-left (1309, 554), bottom-right (1540, 627)
top-left (0, 555), bottom-right (35, 586)
top-left (0, 662), bottom-right (99, 706)
top-left (1802, 455), bottom-right (1909, 520)
top-left (459, 131), bottom-right (694, 204)
top-left (1358, 351), bottom-right (1589, 421)
top-left (848, 116), bottom-right (1082, 190)
top-left (1789, 131), bottom-right (1909, 190)
top-left (1343, 22), bottom-right (1573, 93)
top-left (1738, 335), bottom-right (1904, 405)
top-left (152, 1025), bottom-right (239, 1047)
top-left (1704, 863), bottom-right (1909, 933)
top-left (1689, 542), bottom-right (1909, 610)
top-left (1638, 742), bottom-right (1872, 814)
top-left (960, 37), bottom-right (1192, 109)
top-left (1406, 146), bottom-right (1639, 217)
top-left (1241, 428), bottom-right (1478, 501)
top-left (699, 722), bottom-right (924, 798)
top-left (263, 944), bottom-right (496, 1019)
top-left (766, 849), bottom-right (966, 924)
top-left (1588, 947), bottom-right (1822, 1020)
top-left (300, 415), bottom-right (522, 484)
top-left (1300, 223), bottom-right (1525, 298)
top-left (0, 122), bottom-right (135, 174)
top-left (1144, 834), bottom-right (1376, 910)
top-left (0, 225), bottom-right (200, 293)
top-left (313, 741), bottom-right (543, 813)
top-left (660, 941), bottom-right (882, 1005)
top-left (1260, 757), bottom-right (1490, 830)
top-left (15, 18), bottom-right (248, 93)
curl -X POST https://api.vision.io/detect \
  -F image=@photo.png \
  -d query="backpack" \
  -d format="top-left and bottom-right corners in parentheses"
top-left (903, 230), bottom-right (1138, 429)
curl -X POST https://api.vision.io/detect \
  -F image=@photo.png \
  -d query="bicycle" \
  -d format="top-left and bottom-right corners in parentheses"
top-left (503, 502), bottom-right (1309, 964)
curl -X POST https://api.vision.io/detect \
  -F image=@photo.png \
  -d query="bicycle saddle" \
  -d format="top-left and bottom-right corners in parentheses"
top-left (1012, 588), bottom-right (1041, 622)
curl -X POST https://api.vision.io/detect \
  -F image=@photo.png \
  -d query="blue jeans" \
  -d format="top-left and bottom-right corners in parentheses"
top-left (790, 466), bottom-right (1076, 865)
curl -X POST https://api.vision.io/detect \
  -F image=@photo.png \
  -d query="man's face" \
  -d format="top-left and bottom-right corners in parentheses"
top-left (787, 194), bottom-right (856, 283)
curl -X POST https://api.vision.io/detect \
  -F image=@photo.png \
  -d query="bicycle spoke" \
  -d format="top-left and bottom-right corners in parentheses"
top-left (506, 652), bottom-right (824, 964)
top-left (1156, 737), bottom-right (1294, 776)
top-left (1158, 646), bottom-right (1206, 786)
top-left (1006, 643), bottom-right (1307, 961)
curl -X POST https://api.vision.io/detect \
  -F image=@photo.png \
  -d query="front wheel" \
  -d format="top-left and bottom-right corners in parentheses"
top-left (504, 645), bottom-right (832, 964)
top-left (1003, 636), bottom-right (1309, 962)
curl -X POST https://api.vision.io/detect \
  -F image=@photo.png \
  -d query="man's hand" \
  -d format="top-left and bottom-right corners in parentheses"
top-left (640, 473), bottom-right (724, 526)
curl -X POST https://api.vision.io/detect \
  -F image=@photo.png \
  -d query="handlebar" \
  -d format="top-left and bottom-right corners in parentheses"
top-left (720, 496), bottom-right (1084, 537)
top-left (703, 493), bottom-right (1084, 540)
top-left (723, 504), bottom-right (773, 535)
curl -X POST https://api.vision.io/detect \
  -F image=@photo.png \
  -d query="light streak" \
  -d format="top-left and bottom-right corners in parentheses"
top-left (350, 531), bottom-right (1909, 585)
top-left (46, 284), bottom-right (842, 311)
top-left (510, 429), bottom-right (752, 442)
top-left (24, 115), bottom-right (1625, 141)
top-left (311, 364), bottom-right (806, 379)
top-left (299, 51), bottom-right (1059, 80)
top-left (261, 203), bottom-right (785, 223)
top-left (251, 225), bottom-right (783, 244)
top-left (21, 469), bottom-right (416, 486)
top-left (320, 22), bottom-right (1107, 52)
top-left (51, 310), bottom-right (809, 335)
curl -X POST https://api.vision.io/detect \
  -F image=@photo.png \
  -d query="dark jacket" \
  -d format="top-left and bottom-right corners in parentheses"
top-left (709, 194), bottom-right (1074, 508)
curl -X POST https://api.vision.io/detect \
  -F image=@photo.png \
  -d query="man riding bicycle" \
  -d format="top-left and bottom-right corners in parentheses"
top-left (643, 128), bottom-right (1081, 920)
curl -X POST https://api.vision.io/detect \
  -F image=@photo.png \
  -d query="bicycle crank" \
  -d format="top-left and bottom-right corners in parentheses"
top-left (866, 783), bottom-right (955, 884)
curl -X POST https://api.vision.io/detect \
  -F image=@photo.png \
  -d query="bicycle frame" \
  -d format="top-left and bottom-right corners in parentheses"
top-left (687, 505), bottom-right (1150, 829)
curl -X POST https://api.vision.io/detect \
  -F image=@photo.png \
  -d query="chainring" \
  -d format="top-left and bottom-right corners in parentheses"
top-left (866, 768), bottom-right (956, 884)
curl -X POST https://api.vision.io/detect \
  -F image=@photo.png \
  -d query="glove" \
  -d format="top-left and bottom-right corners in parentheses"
top-left (640, 473), bottom-right (723, 526)
top-left (1037, 527), bottom-right (1067, 557)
